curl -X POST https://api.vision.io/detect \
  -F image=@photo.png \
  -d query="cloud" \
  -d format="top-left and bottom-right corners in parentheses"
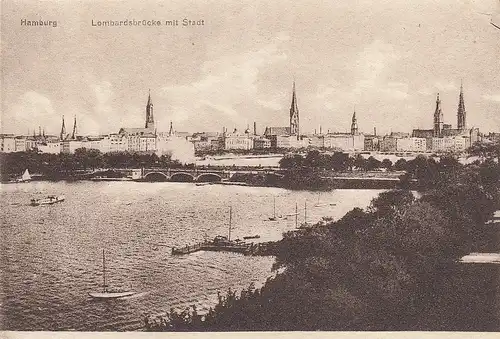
top-left (434, 81), bottom-right (457, 92)
top-left (257, 98), bottom-right (283, 111)
top-left (382, 82), bottom-right (409, 99)
top-left (5, 91), bottom-right (59, 134)
top-left (352, 40), bottom-right (401, 95)
top-left (161, 35), bottom-right (288, 131)
top-left (482, 93), bottom-right (500, 102)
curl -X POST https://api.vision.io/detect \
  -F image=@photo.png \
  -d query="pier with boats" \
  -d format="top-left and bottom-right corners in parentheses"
top-left (171, 206), bottom-right (278, 256)
top-left (171, 236), bottom-right (277, 256)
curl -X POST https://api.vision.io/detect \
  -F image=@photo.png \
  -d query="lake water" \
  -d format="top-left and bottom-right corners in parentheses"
top-left (0, 181), bottom-right (382, 331)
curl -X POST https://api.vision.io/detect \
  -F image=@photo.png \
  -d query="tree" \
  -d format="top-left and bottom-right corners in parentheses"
top-left (353, 154), bottom-right (367, 171)
top-left (468, 140), bottom-right (500, 162)
top-left (394, 158), bottom-right (407, 171)
top-left (330, 152), bottom-right (350, 171)
top-left (381, 158), bottom-right (393, 171)
top-left (279, 154), bottom-right (303, 169)
top-left (366, 156), bottom-right (382, 171)
top-left (369, 189), bottom-right (415, 218)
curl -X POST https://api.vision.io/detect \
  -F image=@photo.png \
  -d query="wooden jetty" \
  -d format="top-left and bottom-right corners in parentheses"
top-left (171, 238), bottom-right (277, 256)
top-left (172, 206), bottom-right (278, 256)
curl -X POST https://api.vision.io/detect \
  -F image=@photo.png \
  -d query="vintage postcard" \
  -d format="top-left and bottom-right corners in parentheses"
top-left (1, 0), bottom-right (500, 337)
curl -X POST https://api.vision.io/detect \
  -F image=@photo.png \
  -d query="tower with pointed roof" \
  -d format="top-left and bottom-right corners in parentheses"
top-left (351, 109), bottom-right (359, 135)
top-left (433, 93), bottom-right (443, 137)
top-left (71, 116), bottom-right (78, 140)
top-left (169, 121), bottom-right (174, 136)
top-left (457, 81), bottom-right (467, 131)
top-left (60, 116), bottom-right (66, 140)
top-left (145, 90), bottom-right (155, 129)
top-left (289, 82), bottom-right (299, 139)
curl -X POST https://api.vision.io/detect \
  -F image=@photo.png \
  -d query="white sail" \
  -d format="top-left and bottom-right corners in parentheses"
top-left (21, 169), bottom-right (31, 181)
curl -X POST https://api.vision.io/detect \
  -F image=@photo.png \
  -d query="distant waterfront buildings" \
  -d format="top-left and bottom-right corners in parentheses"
top-left (408, 84), bottom-right (479, 153)
top-left (0, 81), bottom-right (496, 155)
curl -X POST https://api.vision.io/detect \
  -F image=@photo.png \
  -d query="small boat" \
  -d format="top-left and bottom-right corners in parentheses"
top-left (8, 169), bottom-right (32, 183)
top-left (19, 169), bottom-right (31, 182)
top-left (243, 235), bottom-right (260, 240)
top-left (89, 249), bottom-right (136, 299)
top-left (268, 197), bottom-right (284, 221)
top-left (314, 193), bottom-right (336, 207)
top-left (30, 195), bottom-right (65, 206)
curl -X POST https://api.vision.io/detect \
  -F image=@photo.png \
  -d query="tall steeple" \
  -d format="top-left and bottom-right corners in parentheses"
top-left (60, 115), bottom-right (66, 140)
top-left (289, 81), bottom-right (299, 139)
top-left (169, 121), bottom-right (174, 136)
top-left (145, 89), bottom-right (155, 129)
top-left (433, 93), bottom-right (443, 137)
top-left (351, 108), bottom-right (359, 135)
top-left (457, 81), bottom-right (467, 131)
top-left (71, 115), bottom-right (77, 140)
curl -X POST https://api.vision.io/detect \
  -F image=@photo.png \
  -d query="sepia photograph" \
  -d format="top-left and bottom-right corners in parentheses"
top-left (1, 0), bottom-right (500, 336)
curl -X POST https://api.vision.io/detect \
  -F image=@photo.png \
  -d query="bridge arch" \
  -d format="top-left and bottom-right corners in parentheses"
top-left (170, 172), bottom-right (195, 182)
top-left (197, 173), bottom-right (222, 182)
top-left (144, 172), bottom-right (168, 182)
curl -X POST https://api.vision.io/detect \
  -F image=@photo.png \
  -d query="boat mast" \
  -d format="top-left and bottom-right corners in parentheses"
top-left (295, 202), bottom-right (298, 228)
top-left (228, 206), bottom-right (232, 241)
top-left (304, 201), bottom-right (307, 224)
top-left (102, 249), bottom-right (106, 293)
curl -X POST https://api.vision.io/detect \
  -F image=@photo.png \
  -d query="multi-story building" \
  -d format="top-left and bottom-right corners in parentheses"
top-left (61, 139), bottom-right (83, 154)
top-left (117, 91), bottom-right (157, 153)
top-left (275, 135), bottom-right (308, 149)
top-left (222, 128), bottom-right (253, 150)
top-left (264, 82), bottom-right (300, 144)
top-left (14, 137), bottom-right (27, 152)
top-left (99, 134), bottom-right (128, 153)
top-left (0, 134), bottom-right (16, 152)
top-left (253, 137), bottom-right (271, 149)
top-left (396, 137), bottom-right (427, 152)
top-left (191, 132), bottom-right (221, 152)
top-left (306, 135), bottom-right (325, 148)
top-left (323, 133), bottom-right (364, 151)
top-left (37, 140), bottom-right (61, 154)
top-left (363, 135), bottom-right (380, 151)
top-left (412, 84), bottom-right (476, 153)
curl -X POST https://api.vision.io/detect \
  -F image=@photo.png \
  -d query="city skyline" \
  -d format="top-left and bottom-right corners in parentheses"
top-left (1, 0), bottom-right (500, 137)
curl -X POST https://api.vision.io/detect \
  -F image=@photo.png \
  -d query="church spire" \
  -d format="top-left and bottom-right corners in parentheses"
top-left (145, 89), bottom-right (155, 129)
top-left (71, 115), bottom-right (77, 140)
top-left (169, 121), bottom-right (174, 136)
top-left (351, 108), bottom-right (359, 135)
top-left (457, 80), bottom-right (466, 131)
top-left (60, 115), bottom-right (66, 140)
top-left (433, 93), bottom-right (443, 137)
top-left (289, 81), bottom-right (299, 139)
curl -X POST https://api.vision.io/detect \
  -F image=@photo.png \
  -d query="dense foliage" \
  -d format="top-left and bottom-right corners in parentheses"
top-left (146, 140), bottom-right (500, 331)
top-left (0, 148), bottom-right (186, 180)
top-left (279, 150), bottom-right (391, 171)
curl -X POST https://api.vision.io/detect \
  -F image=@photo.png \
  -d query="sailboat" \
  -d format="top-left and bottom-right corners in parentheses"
top-left (299, 201), bottom-right (311, 229)
top-left (12, 169), bottom-right (31, 183)
top-left (20, 169), bottom-right (31, 182)
top-left (88, 249), bottom-right (136, 299)
top-left (314, 193), bottom-right (336, 207)
top-left (268, 197), bottom-right (284, 221)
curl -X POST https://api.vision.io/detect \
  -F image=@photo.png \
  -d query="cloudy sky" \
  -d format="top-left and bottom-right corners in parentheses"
top-left (1, 0), bottom-right (499, 136)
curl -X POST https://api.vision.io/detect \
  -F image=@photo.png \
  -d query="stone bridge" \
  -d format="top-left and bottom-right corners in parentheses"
top-left (134, 167), bottom-right (280, 182)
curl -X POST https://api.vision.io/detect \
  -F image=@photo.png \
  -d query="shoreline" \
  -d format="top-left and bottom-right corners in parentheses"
top-left (1, 176), bottom-right (407, 190)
